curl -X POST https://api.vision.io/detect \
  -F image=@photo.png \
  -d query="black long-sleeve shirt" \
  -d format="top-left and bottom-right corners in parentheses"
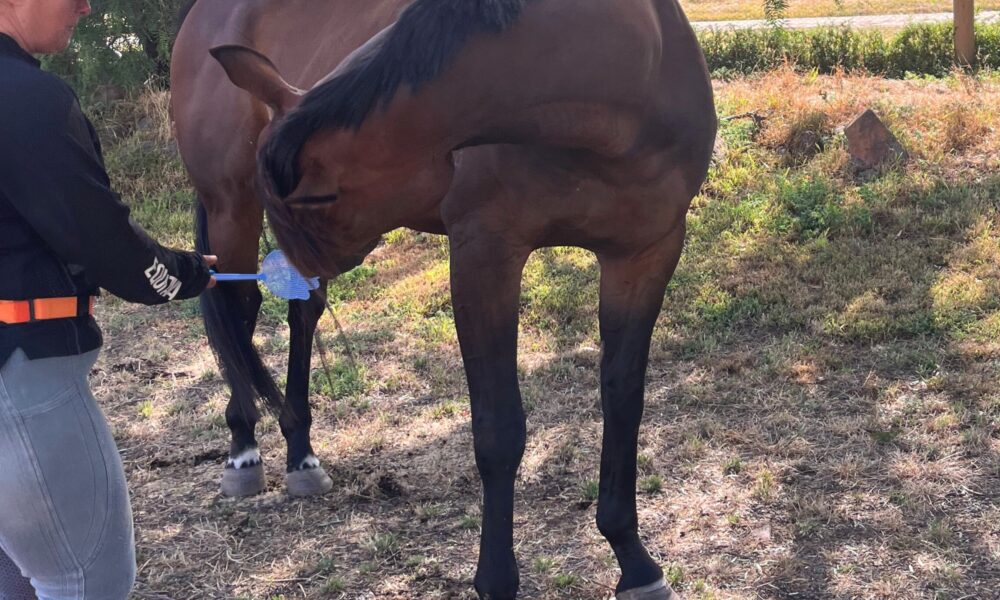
top-left (0, 33), bottom-right (210, 364)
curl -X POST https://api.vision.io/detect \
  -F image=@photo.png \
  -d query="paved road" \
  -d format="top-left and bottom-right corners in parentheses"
top-left (691, 10), bottom-right (1000, 30)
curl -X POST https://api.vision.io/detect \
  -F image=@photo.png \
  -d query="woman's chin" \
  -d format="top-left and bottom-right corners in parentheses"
top-left (36, 37), bottom-right (72, 55)
top-left (52, 28), bottom-right (76, 53)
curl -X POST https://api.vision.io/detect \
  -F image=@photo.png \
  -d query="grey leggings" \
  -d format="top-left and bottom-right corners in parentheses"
top-left (0, 350), bottom-right (135, 600)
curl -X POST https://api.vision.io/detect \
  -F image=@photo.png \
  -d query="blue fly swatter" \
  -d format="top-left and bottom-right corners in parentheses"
top-left (212, 250), bottom-right (321, 300)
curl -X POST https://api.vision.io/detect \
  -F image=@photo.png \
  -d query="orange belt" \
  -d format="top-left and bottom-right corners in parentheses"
top-left (0, 297), bottom-right (95, 325)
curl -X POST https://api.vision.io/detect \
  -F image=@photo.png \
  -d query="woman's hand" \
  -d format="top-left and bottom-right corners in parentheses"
top-left (203, 255), bottom-right (218, 289)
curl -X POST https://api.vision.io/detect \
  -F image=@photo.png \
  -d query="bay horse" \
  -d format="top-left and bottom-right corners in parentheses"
top-left (172, 0), bottom-right (716, 597)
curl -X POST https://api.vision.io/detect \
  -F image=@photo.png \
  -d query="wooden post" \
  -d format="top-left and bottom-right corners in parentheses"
top-left (955, 0), bottom-right (976, 67)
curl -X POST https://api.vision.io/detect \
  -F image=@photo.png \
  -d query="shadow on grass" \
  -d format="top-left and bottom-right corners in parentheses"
top-left (633, 171), bottom-right (1000, 598)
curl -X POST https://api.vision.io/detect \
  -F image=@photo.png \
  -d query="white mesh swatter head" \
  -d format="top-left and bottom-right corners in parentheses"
top-left (259, 250), bottom-right (321, 300)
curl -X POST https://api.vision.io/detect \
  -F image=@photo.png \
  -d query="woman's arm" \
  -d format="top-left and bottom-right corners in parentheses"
top-left (0, 74), bottom-right (211, 304)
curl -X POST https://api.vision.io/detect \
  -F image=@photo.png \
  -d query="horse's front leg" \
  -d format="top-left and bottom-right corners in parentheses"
top-left (450, 232), bottom-right (531, 600)
top-left (279, 284), bottom-right (334, 496)
top-left (597, 231), bottom-right (685, 600)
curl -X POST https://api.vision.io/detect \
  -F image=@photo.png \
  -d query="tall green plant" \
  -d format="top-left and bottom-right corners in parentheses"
top-left (42, 0), bottom-right (188, 100)
top-left (763, 0), bottom-right (789, 26)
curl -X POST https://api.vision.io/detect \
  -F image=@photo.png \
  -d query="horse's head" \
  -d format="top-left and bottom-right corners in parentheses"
top-left (211, 45), bottom-right (454, 279)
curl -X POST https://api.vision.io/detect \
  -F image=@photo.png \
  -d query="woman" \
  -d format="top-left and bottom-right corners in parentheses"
top-left (0, 0), bottom-right (217, 597)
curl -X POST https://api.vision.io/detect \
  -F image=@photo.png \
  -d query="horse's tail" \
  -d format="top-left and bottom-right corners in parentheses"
top-left (195, 199), bottom-right (285, 420)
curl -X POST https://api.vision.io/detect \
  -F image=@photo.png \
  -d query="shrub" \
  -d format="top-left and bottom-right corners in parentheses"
top-left (885, 23), bottom-right (955, 77)
top-left (700, 23), bottom-right (1000, 78)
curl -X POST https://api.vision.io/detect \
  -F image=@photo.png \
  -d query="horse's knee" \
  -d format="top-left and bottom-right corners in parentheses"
top-left (602, 369), bottom-right (645, 400)
top-left (601, 370), bottom-right (646, 428)
top-left (471, 417), bottom-right (526, 479)
top-left (597, 500), bottom-right (639, 544)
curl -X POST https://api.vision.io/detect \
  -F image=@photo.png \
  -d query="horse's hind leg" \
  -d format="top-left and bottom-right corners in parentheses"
top-left (196, 194), bottom-right (270, 497)
top-left (596, 232), bottom-right (684, 600)
top-left (280, 288), bottom-right (334, 496)
top-left (219, 294), bottom-right (265, 498)
top-left (449, 230), bottom-right (530, 600)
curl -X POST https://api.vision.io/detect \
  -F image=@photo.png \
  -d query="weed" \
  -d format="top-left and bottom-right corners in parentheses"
top-left (313, 557), bottom-right (335, 576)
top-left (430, 400), bottom-right (463, 419)
top-left (553, 573), bottom-right (578, 589)
top-left (364, 533), bottom-right (399, 558)
top-left (640, 475), bottom-right (664, 495)
top-left (404, 556), bottom-right (424, 568)
top-left (533, 557), bottom-right (556, 574)
top-left (415, 504), bottom-right (443, 522)
top-left (925, 518), bottom-right (955, 548)
top-left (752, 469), bottom-right (777, 501)
top-left (637, 453), bottom-right (653, 472)
top-left (666, 564), bottom-right (685, 586)
top-left (774, 110), bottom-right (831, 166)
top-left (139, 400), bottom-right (154, 420)
top-left (460, 514), bottom-right (481, 531)
top-left (321, 578), bottom-right (345, 593)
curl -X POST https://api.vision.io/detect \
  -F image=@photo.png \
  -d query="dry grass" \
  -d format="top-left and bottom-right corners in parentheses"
top-left (682, 0), bottom-right (1000, 22)
top-left (91, 71), bottom-right (1000, 599)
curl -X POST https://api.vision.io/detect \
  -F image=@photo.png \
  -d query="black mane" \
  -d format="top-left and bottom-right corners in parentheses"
top-left (176, 0), bottom-right (199, 34)
top-left (261, 0), bottom-right (531, 198)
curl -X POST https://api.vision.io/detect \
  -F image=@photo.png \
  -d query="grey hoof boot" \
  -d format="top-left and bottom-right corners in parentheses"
top-left (220, 463), bottom-right (266, 497)
top-left (286, 467), bottom-right (334, 497)
top-left (614, 579), bottom-right (678, 600)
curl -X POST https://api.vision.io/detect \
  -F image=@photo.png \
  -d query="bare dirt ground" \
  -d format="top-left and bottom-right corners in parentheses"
top-left (94, 70), bottom-right (1000, 599)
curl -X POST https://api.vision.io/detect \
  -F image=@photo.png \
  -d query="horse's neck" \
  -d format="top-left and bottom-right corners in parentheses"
top-left (374, 0), bottom-right (668, 162)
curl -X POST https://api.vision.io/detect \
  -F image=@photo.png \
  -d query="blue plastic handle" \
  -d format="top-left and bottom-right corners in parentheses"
top-left (211, 273), bottom-right (263, 282)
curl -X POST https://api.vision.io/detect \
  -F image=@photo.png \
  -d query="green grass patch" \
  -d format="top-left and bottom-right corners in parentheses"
top-left (640, 475), bottom-right (664, 495)
top-left (328, 264), bottom-right (379, 304)
top-left (552, 572), bottom-right (579, 589)
top-left (310, 359), bottom-right (368, 400)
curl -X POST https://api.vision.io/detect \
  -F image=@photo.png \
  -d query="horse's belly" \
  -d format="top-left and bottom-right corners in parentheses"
top-left (446, 145), bottom-right (690, 253)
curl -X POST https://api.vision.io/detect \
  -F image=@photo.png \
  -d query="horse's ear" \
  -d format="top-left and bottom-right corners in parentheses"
top-left (210, 45), bottom-right (302, 117)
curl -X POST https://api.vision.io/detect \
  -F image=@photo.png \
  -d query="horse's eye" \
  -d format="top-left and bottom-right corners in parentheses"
top-left (288, 194), bottom-right (338, 207)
